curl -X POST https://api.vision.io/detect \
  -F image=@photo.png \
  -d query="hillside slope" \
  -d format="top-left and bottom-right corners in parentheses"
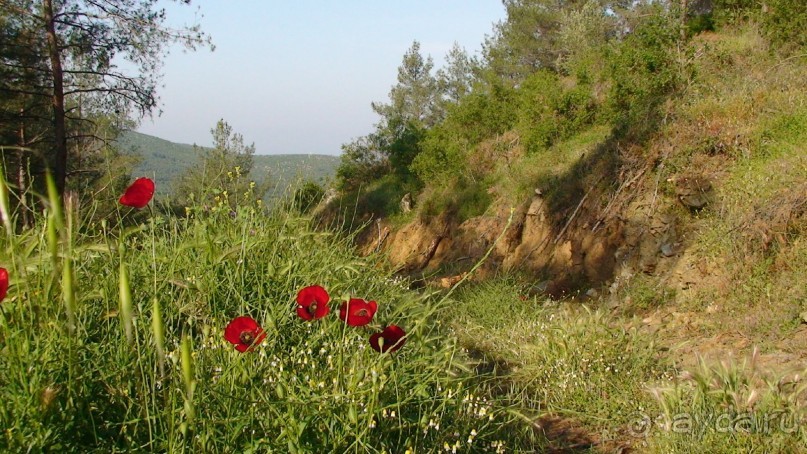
top-left (312, 26), bottom-right (807, 451)
top-left (323, 26), bottom-right (807, 371)
top-left (117, 131), bottom-right (339, 195)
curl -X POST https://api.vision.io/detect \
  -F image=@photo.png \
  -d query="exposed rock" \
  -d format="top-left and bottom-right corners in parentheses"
top-left (382, 215), bottom-right (449, 271)
top-left (357, 172), bottom-right (664, 297)
top-left (672, 175), bottom-right (714, 210)
top-left (660, 243), bottom-right (675, 257)
top-left (400, 192), bottom-right (412, 213)
top-left (509, 196), bottom-right (553, 270)
top-left (439, 273), bottom-right (467, 288)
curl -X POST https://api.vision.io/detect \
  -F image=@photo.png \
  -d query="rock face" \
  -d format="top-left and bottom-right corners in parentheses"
top-left (353, 171), bottom-right (707, 297)
top-left (365, 194), bottom-right (626, 293)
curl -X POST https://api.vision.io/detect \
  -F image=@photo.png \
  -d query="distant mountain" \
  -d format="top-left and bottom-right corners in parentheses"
top-left (116, 130), bottom-right (340, 196)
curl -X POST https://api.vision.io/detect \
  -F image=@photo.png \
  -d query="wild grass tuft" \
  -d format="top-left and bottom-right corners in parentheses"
top-left (646, 350), bottom-right (807, 453)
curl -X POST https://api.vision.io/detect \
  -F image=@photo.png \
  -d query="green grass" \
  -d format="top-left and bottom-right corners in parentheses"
top-left (647, 352), bottom-right (807, 453)
top-left (0, 182), bottom-right (536, 452)
top-left (445, 275), bottom-right (807, 452)
top-left (419, 178), bottom-right (494, 223)
top-left (446, 278), bottom-right (673, 439)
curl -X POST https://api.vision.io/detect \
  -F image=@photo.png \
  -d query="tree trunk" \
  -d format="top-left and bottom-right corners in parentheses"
top-left (42, 0), bottom-right (68, 197)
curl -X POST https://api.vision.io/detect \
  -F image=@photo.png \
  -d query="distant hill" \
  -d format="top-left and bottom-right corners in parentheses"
top-left (116, 130), bottom-right (340, 196)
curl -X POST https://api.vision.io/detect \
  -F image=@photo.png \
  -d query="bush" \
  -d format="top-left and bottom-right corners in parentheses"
top-left (606, 8), bottom-right (681, 138)
top-left (516, 71), bottom-right (597, 154)
top-left (713, 0), bottom-right (806, 52)
top-left (288, 180), bottom-right (325, 214)
top-left (760, 0), bottom-right (807, 51)
top-left (335, 135), bottom-right (390, 192)
top-left (412, 76), bottom-right (518, 183)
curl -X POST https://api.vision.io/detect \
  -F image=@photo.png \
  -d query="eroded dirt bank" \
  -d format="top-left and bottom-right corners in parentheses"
top-left (353, 166), bottom-right (711, 300)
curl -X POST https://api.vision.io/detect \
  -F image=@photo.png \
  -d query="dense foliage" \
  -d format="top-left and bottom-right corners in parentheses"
top-left (333, 0), bottom-right (806, 219)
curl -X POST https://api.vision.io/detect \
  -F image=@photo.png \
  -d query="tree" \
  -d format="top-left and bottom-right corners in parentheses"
top-left (371, 41), bottom-right (442, 130)
top-left (0, 6), bottom-right (52, 223)
top-left (436, 42), bottom-right (478, 106)
top-left (0, 0), bottom-right (210, 198)
top-left (335, 134), bottom-right (389, 192)
top-left (172, 119), bottom-right (264, 209)
top-left (370, 41), bottom-right (442, 177)
top-left (336, 41), bottom-right (443, 187)
top-left (483, 0), bottom-right (633, 83)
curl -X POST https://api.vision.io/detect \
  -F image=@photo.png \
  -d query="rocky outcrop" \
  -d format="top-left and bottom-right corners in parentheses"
top-left (355, 171), bottom-right (719, 298)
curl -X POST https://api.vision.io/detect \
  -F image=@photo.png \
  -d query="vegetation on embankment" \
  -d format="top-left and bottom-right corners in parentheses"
top-left (323, 1), bottom-right (806, 294)
top-left (315, 1), bottom-right (807, 451)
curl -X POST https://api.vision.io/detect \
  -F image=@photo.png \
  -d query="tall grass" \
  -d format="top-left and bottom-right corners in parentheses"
top-left (0, 180), bottom-right (532, 452)
top-left (647, 350), bottom-right (807, 453)
top-left (447, 279), bottom-right (672, 435)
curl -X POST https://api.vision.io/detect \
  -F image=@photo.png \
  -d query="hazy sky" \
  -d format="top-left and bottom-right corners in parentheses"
top-left (137, 1), bottom-right (506, 155)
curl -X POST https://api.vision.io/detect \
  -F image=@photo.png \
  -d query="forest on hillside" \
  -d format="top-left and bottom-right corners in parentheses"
top-left (331, 0), bottom-right (805, 222)
top-left (117, 131), bottom-right (339, 197)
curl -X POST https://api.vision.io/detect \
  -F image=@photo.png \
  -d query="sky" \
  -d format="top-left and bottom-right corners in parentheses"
top-left (136, 1), bottom-right (506, 156)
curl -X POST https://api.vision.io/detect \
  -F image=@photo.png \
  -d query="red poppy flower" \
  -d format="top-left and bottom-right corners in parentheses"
top-left (369, 325), bottom-right (406, 353)
top-left (0, 267), bottom-right (8, 302)
top-left (119, 177), bottom-right (155, 208)
top-left (224, 316), bottom-right (266, 352)
top-left (296, 285), bottom-right (330, 320)
top-left (339, 298), bottom-right (377, 327)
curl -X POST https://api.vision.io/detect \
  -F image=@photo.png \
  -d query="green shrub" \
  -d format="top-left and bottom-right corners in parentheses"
top-left (516, 71), bottom-right (564, 153)
top-left (516, 71), bottom-right (597, 154)
top-left (713, 0), bottom-right (806, 52)
top-left (289, 180), bottom-right (325, 213)
top-left (760, 0), bottom-right (807, 51)
top-left (411, 122), bottom-right (468, 183)
top-left (606, 8), bottom-right (681, 138)
top-left (412, 76), bottom-right (518, 183)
